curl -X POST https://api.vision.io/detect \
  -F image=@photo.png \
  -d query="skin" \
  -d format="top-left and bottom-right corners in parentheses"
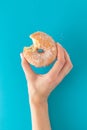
top-left (20, 43), bottom-right (73, 130)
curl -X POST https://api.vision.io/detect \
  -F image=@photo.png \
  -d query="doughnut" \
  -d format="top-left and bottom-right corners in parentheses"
top-left (23, 31), bottom-right (57, 67)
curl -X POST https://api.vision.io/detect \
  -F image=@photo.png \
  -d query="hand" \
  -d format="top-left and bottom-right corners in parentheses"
top-left (20, 43), bottom-right (73, 105)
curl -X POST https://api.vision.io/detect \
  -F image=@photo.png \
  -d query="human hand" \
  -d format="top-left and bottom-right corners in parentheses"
top-left (20, 43), bottom-right (73, 105)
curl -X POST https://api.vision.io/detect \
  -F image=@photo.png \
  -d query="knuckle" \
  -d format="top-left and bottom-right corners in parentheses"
top-left (68, 63), bottom-right (73, 69)
top-left (59, 58), bottom-right (65, 66)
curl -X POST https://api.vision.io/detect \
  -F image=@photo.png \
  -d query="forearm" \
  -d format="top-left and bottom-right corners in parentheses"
top-left (29, 100), bottom-right (51, 130)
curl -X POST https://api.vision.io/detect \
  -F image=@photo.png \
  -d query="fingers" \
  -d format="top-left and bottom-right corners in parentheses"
top-left (20, 53), bottom-right (36, 81)
top-left (56, 49), bottom-right (73, 84)
top-left (47, 43), bottom-right (65, 77)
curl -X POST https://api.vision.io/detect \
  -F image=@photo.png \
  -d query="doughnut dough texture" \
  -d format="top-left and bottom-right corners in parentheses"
top-left (23, 31), bottom-right (57, 67)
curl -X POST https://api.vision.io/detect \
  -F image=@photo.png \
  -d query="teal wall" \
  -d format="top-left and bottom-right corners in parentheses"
top-left (0, 0), bottom-right (87, 130)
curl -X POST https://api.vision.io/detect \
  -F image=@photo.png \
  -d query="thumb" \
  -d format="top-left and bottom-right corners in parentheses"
top-left (20, 53), bottom-right (36, 81)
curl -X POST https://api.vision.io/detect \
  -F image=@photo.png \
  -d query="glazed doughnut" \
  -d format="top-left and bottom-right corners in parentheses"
top-left (23, 31), bottom-right (57, 67)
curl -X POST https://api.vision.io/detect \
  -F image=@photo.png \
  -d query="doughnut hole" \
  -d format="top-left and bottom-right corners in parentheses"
top-left (37, 49), bottom-right (44, 53)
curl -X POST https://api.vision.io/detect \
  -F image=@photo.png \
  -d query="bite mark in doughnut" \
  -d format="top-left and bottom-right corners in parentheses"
top-left (23, 31), bottom-right (57, 67)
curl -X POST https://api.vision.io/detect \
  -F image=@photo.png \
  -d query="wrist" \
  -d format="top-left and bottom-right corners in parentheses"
top-left (29, 92), bottom-right (48, 107)
top-left (29, 97), bottom-right (48, 108)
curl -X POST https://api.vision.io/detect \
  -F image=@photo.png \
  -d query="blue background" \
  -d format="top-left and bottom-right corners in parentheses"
top-left (0, 0), bottom-right (87, 130)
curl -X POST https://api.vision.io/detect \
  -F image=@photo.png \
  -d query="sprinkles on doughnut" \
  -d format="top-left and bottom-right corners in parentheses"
top-left (23, 31), bottom-right (57, 67)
